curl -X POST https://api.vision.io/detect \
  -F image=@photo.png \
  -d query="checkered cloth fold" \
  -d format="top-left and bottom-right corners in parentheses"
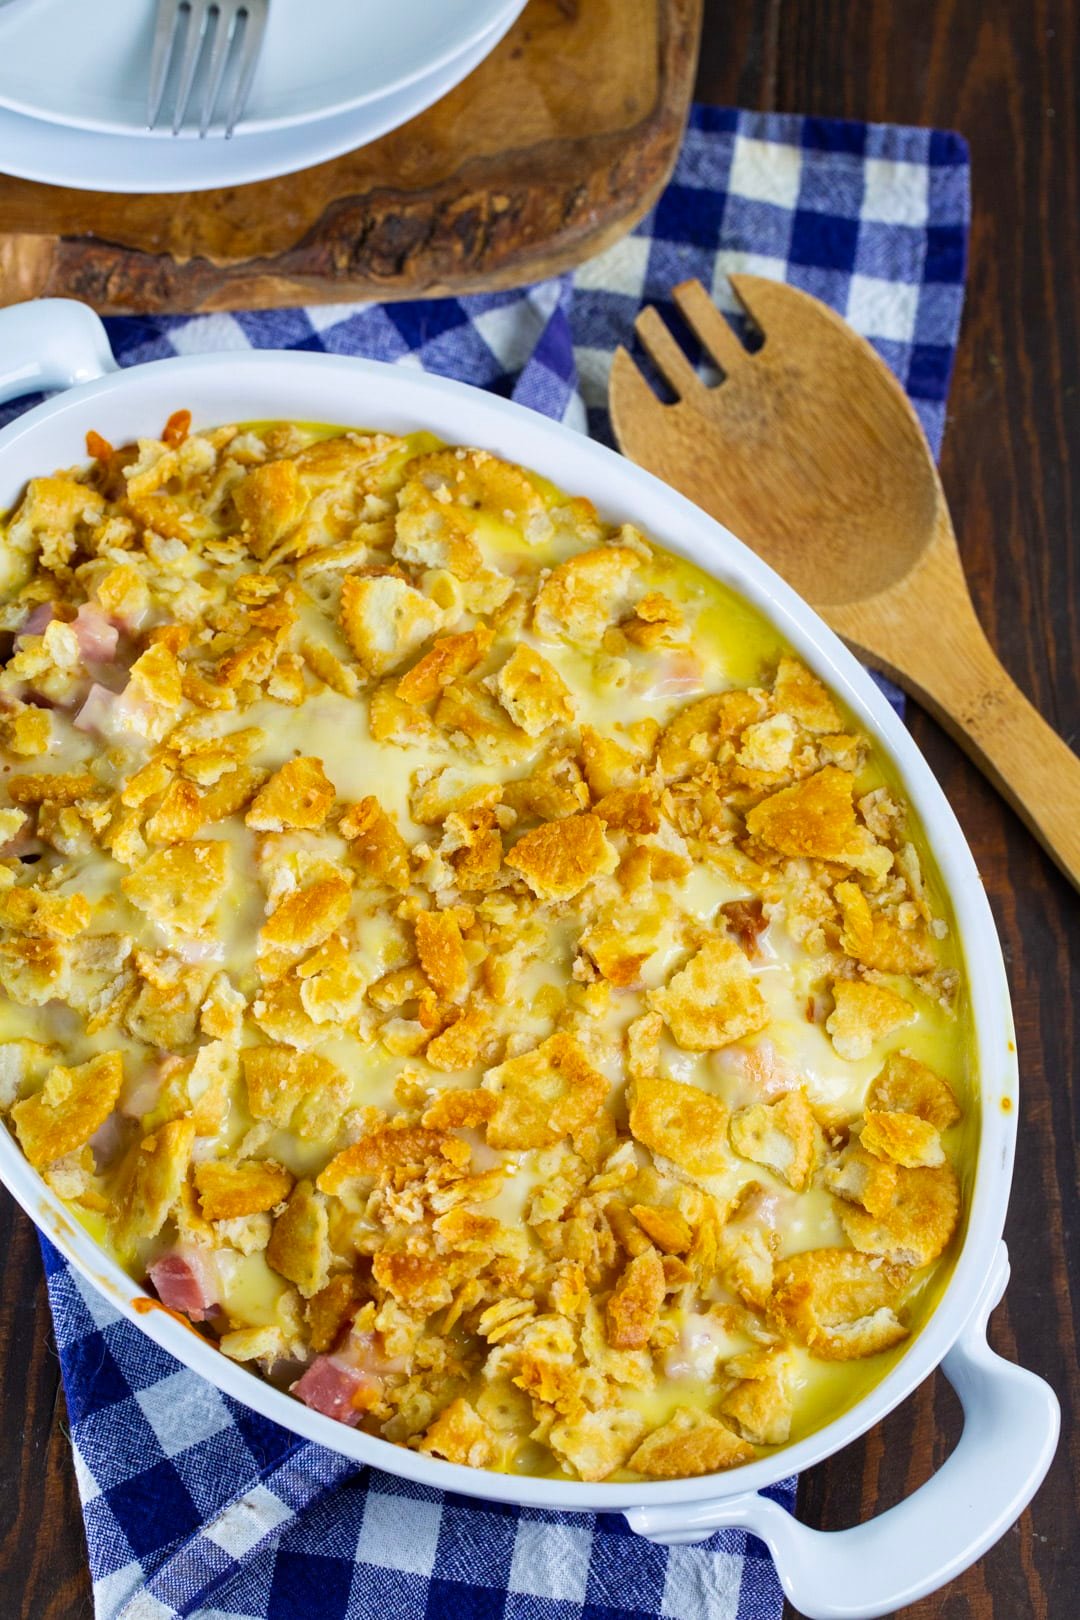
top-left (8, 104), bottom-right (968, 1620)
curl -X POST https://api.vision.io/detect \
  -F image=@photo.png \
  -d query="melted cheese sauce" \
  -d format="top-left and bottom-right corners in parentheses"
top-left (0, 420), bottom-right (977, 1480)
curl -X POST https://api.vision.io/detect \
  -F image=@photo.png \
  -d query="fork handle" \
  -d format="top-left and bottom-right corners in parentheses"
top-left (829, 543), bottom-right (1080, 893)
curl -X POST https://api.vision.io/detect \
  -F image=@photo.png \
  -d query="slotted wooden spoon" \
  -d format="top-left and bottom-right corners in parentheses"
top-left (610, 275), bottom-right (1080, 891)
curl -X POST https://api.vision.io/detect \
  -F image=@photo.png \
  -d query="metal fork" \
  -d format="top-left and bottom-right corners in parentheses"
top-left (148, 0), bottom-right (269, 138)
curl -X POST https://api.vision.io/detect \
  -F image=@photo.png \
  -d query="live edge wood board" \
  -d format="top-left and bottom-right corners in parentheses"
top-left (0, 0), bottom-right (702, 314)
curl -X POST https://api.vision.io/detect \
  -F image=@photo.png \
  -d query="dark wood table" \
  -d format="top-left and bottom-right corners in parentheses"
top-left (2, 2), bottom-right (1077, 1615)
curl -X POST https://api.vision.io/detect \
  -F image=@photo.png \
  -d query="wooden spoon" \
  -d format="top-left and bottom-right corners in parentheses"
top-left (610, 275), bottom-right (1080, 891)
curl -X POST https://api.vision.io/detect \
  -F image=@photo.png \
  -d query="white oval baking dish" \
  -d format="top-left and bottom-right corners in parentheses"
top-left (0, 298), bottom-right (1059, 1620)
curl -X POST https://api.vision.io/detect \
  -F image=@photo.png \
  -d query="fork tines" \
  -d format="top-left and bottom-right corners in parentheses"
top-left (148, 0), bottom-right (269, 138)
top-left (631, 280), bottom-right (756, 399)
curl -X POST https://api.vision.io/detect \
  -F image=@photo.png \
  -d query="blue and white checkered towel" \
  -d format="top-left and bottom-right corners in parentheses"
top-left (11, 106), bottom-right (969, 1620)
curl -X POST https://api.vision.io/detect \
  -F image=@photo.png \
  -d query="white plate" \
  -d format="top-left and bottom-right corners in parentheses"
top-left (0, 4), bottom-right (523, 193)
top-left (0, 0), bottom-right (520, 137)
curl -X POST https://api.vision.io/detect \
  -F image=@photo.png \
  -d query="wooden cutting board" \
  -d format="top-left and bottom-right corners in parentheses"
top-left (0, 0), bottom-right (701, 315)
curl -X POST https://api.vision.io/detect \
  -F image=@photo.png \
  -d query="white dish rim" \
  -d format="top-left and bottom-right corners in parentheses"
top-left (0, 344), bottom-right (1017, 1517)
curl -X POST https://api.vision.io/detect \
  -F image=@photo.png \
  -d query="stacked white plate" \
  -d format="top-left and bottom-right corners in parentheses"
top-left (0, 0), bottom-right (527, 192)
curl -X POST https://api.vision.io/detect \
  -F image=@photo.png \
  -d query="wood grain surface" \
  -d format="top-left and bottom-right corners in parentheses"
top-left (1, 2), bottom-right (1078, 1617)
top-left (0, 0), bottom-right (703, 313)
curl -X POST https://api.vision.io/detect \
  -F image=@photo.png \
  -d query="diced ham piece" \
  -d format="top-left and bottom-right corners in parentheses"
top-left (712, 1039), bottom-right (796, 1105)
top-left (88, 1112), bottom-right (128, 1169)
top-left (120, 1055), bottom-right (181, 1120)
top-left (73, 681), bottom-right (120, 734)
top-left (16, 602), bottom-right (59, 640)
top-left (663, 1312), bottom-right (737, 1380)
top-left (0, 823), bottom-right (40, 858)
top-left (292, 1356), bottom-right (380, 1427)
top-left (119, 1077), bottom-right (160, 1119)
top-left (174, 936), bottom-right (226, 966)
top-left (641, 651), bottom-right (704, 699)
top-left (74, 680), bottom-right (157, 740)
top-left (148, 1248), bottom-right (218, 1322)
top-left (345, 1327), bottom-right (409, 1377)
top-left (731, 1183), bottom-right (787, 1233)
top-left (719, 897), bottom-right (769, 960)
top-left (15, 603), bottom-right (119, 665)
top-left (72, 602), bottom-right (119, 664)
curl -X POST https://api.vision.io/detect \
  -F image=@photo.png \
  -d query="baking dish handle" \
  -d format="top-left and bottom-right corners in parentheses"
top-left (625, 1243), bottom-right (1059, 1619)
top-left (0, 298), bottom-right (118, 406)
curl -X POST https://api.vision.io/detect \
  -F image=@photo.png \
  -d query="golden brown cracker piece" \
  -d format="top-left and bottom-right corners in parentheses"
top-left (422, 1085), bottom-right (497, 1131)
top-left (840, 1163), bottom-right (960, 1268)
top-left (0, 887), bottom-right (91, 940)
top-left (719, 1365), bottom-right (793, 1446)
top-left (504, 813), bottom-right (617, 901)
top-left (835, 881), bottom-right (936, 975)
top-left (7, 770), bottom-right (97, 807)
top-left (729, 1088), bottom-right (823, 1192)
top-left (745, 766), bottom-right (859, 860)
top-left (628, 1407), bottom-right (755, 1477)
top-left (866, 1051), bottom-right (961, 1132)
top-left (127, 641), bottom-right (183, 707)
top-left (860, 1109), bottom-right (944, 1169)
top-left (488, 644), bottom-right (575, 737)
top-left (826, 979), bottom-right (915, 1061)
top-left (339, 796), bottom-right (411, 890)
top-left (339, 573), bottom-right (443, 676)
top-left (113, 1116), bottom-right (196, 1246)
top-left (241, 1045), bottom-right (351, 1137)
top-left (769, 1247), bottom-right (909, 1359)
top-left (629, 1204), bottom-right (693, 1254)
top-left (482, 1033), bottom-right (608, 1151)
top-left (199, 766), bottom-right (269, 823)
top-left (246, 757), bottom-right (336, 833)
top-left (418, 1398), bottom-right (498, 1468)
top-left (300, 639), bottom-right (357, 698)
top-left (316, 1125), bottom-right (463, 1194)
top-left (592, 785), bottom-right (660, 835)
top-left (580, 725), bottom-right (645, 796)
top-left (425, 1004), bottom-right (493, 1073)
top-left (195, 1158), bottom-right (295, 1221)
top-left (414, 909), bottom-right (469, 1003)
top-left (145, 778), bottom-right (204, 845)
top-left (259, 875), bottom-right (352, 957)
top-left (306, 1273), bottom-right (364, 1354)
top-left (372, 1248), bottom-right (453, 1314)
top-left (395, 627), bottom-right (494, 704)
top-left (628, 1071), bottom-right (729, 1178)
top-left (606, 1246), bottom-right (665, 1349)
top-left (656, 691), bottom-right (763, 780)
top-left (233, 459), bottom-right (305, 557)
top-left (122, 841), bottom-right (230, 936)
top-left (12, 1051), bottom-right (123, 1168)
top-left (548, 1409), bottom-right (645, 1481)
top-left (266, 1179), bottom-right (331, 1297)
top-left (533, 546), bottom-right (640, 642)
top-left (822, 1141), bottom-right (899, 1217)
top-left (625, 1011), bottom-right (663, 1083)
top-left (772, 656), bottom-right (843, 733)
top-left (648, 938), bottom-right (768, 1052)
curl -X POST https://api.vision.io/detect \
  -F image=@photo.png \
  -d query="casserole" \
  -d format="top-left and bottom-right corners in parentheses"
top-left (0, 298), bottom-right (1058, 1618)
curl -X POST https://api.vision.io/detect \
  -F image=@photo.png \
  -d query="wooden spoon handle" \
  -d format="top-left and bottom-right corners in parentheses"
top-left (934, 655), bottom-right (1080, 889)
top-left (840, 609), bottom-right (1080, 892)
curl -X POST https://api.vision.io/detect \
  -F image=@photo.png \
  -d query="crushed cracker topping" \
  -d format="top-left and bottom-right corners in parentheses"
top-left (0, 418), bottom-right (971, 1484)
